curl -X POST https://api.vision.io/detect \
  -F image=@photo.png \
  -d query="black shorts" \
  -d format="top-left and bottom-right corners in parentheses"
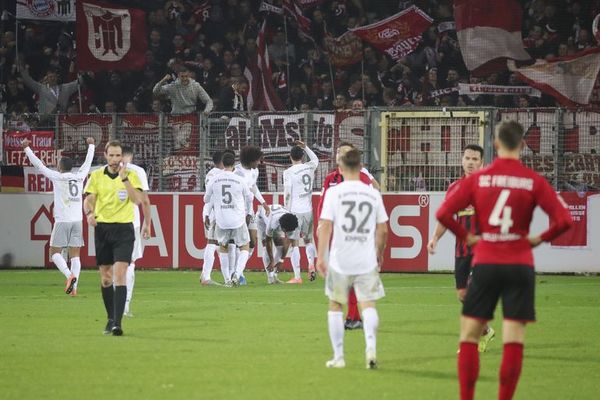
top-left (454, 256), bottom-right (472, 289)
top-left (95, 223), bottom-right (135, 266)
top-left (462, 264), bottom-right (536, 323)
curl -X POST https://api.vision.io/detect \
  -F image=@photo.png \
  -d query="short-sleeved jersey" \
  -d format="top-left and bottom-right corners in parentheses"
top-left (317, 167), bottom-right (373, 218)
top-left (436, 158), bottom-right (573, 267)
top-left (284, 146), bottom-right (319, 214)
top-left (84, 166), bottom-right (143, 223)
top-left (258, 204), bottom-right (292, 238)
top-left (204, 170), bottom-right (253, 229)
top-left (126, 163), bottom-right (150, 228)
top-left (320, 180), bottom-right (389, 275)
top-left (25, 144), bottom-right (95, 222)
top-left (446, 178), bottom-right (480, 258)
top-left (234, 164), bottom-right (266, 205)
top-left (203, 167), bottom-right (223, 220)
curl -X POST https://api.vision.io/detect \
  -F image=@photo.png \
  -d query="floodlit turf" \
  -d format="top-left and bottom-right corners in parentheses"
top-left (1, 271), bottom-right (599, 400)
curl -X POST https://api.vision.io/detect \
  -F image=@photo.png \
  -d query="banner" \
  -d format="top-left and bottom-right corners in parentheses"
top-left (16, 0), bottom-right (75, 21)
top-left (551, 192), bottom-right (595, 248)
top-left (282, 0), bottom-right (313, 41)
top-left (323, 31), bottom-right (363, 67)
top-left (2, 131), bottom-right (60, 167)
top-left (455, 0), bottom-right (531, 76)
top-left (458, 83), bottom-right (542, 97)
top-left (76, 0), bottom-right (147, 71)
top-left (120, 115), bottom-right (161, 191)
top-left (509, 48), bottom-right (600, 106)
top-left (350, 6), bottom-right (433, 62)
top-left (58, 114), bottom-right (111, 163)
top-left (0, 166), bottom-right (25, 193)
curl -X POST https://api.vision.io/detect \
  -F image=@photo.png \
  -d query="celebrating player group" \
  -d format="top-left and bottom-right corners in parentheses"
top-left (25, 119), bottom-right (574, 400)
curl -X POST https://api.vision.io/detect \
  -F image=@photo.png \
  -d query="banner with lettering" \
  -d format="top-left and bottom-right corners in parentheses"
top-left (551, 192), bottom-right (597, 248)
top-left (2, 131), bottom-right (60, 167)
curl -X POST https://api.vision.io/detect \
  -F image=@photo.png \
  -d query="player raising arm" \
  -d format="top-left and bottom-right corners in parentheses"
top-left (22, 136), bottom-right (95, 296)
top-left (283, 140), bottom-right (318, 281)
top-left (317, 149), bottom-right (388, 369)
top-left (436, 121), bottom-right (573, 400)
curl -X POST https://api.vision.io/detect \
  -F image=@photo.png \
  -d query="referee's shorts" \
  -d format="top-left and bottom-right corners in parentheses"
top-left (95, 223), bottom-right (135, 266)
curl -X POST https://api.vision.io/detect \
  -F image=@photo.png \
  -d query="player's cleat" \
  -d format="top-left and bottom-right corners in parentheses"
top-left (308, 265), bottom-right (316, 281)
top-left (103, 319), bottom-right (114, 335)
top-left (111, 325), bottom-right (123, 336)
top-left (231, 276), bottom-right (240, 287)
top-left (366, 349), bottom-right (378, 370)
top-left (268, 274), bottom-right (284, 284)
top-left (201, 279), bottom-right (222, 286)
top-left (65, 275), bottom-right (77, 294)
top-left (69, 289), bottom-right (77, 297)
top-left (223, 280), bottom-right (233, 288)
top-left (286, 277), bottom-right (303, 284)
top-left (325, 358), bottom-right (346, 369)
top-left (124, 306), bottom-right (133, 318)
top-left (239, 275), bottom-right (247, 285)
top-left (344, 319), bottom-right (363, 330)
top-left (478, 326), bottom-right (496, 353)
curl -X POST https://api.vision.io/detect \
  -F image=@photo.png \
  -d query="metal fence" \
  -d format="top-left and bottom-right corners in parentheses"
top-left (2, 108), bottom-right (599, 193)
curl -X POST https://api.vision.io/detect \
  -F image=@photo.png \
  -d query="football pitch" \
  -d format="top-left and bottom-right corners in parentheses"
top-left (1, 271), bottom-right (599, 400)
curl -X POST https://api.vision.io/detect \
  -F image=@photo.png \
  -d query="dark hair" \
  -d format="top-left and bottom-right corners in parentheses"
top-left (340, 148), bottom-right (362, 170)
top-left (104, 140), bottom-right (122, 151)
top-left (121, 145), bottom-right (133, 156)
top-left (279, 213), bottom-right (299, 233)
top-left (222, 152), bottom-right (236, 167)
top-left (240, 145), bottom-right (262, 166)
top-left (212, 150), bottom-right (224, 164)
top-left (497, 121), bottom-right (524, 151)
top-left (463, 144), bottom-right (484, 159)
top-left (59, 157), bottom-right (73, 172)
top-left (223, 148), bottom-right (236, 157)
top-left (290, 146), bottom-right (304, 161)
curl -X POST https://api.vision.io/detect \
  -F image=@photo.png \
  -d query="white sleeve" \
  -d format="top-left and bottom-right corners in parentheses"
top-left (304, 145), bottom-right (319, 169)
top-left (136, 167), bottom-right (150, 191)
top-left (375, 192), bottom-right (389, 223)
top-left (243, 184), bottom-right (254, 215)
top-left (204, 181), bottom-right (214, 205)
top-left (320, 190), bottom-right (335, 221)
top-left (24, 147), bottom-right (61, 180)
top-left (251, 183), bottom-right (266, 205)
top-left (76, 144), bottom-right (95, 179)
top-left (202, 202), bottom-right (211, 219)
top-left (283, 170), bottom-right (292, 209)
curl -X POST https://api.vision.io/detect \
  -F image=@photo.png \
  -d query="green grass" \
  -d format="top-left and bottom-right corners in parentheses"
top-left (1, 271), bottom-right (599, 400)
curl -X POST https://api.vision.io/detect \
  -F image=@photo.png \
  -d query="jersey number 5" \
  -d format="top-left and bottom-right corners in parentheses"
top-left (488, 189), bottom-right (514, 234)
top-left (222, 185), bottom-right (232, 204)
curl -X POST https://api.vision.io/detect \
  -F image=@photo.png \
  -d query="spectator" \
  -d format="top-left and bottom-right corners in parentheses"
top-left (218, 77), bottom-right (247, 113)
top-left (20, 63), bottom-right (80, 115)
top-left (153, 67), bottom-right (213, 114)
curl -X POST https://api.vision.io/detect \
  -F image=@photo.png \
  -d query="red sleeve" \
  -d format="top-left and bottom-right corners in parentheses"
top-left (534, 177), bottom-right (574, 242)
top-left (359, 171), bottom-right (371, 185)
top-left (435, 175), bottom-right (475, 240)
top-left (317, 173), bottom-right (333, 218)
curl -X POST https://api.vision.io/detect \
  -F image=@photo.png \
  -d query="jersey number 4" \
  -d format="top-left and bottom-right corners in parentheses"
top-left (488, 189), bottom-right (514, 234)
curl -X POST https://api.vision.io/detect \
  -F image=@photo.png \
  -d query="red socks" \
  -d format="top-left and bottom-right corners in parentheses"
top-left (458, 342), bottom-right (479, 400)
top-left (346, 288), bottom-right (361, 321)
top-left (499, 343), bottom-right (524, 400)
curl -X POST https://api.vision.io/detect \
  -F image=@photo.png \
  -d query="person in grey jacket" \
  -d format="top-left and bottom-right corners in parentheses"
top-left (20, 64), bottom-right (80, 114)
top-left (152, 68), bottom-right (214, 114)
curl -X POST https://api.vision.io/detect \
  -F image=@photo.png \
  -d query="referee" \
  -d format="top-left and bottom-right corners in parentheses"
top-left (84, 141), bottom-right (143, 336)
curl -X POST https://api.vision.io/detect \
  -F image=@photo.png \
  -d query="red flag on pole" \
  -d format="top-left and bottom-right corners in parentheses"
top-left (244, 21), bottom-right (284, 111)
top-left (454, 0), bottom-right (531, 76)
top-left (76, 0), bottom-right (147, 71)
top-left (350, 6), bottom-right (433, 62)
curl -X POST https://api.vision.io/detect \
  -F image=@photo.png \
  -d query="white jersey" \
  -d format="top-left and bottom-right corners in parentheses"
top-left (234, 164), bottom-right (266, 205)
top-left (258, 204), bottom-right (289, 238)
top-left (283, 146), bottom-right (318, 214)
top-left (126, 163), bottom-right (150, 228)
top-left (203, 167), bottom-right (223, 220)
top-left (204, 170), bottom-right (253, 229)
top-left (320, 180), bottom-right (388, 275)
top-left (25, 144), bottom-right (95, 223)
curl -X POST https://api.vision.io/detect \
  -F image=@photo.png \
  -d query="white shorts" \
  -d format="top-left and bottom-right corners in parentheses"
top-left (131, 226), bottom-right (143, 262)
top-left (204, 218), bottom-right (216, 241)
top-left (215, 224), bottom-right (250, 247)
top-left (247, 213), bottom-right (257, 230)
top-left (50, 221), bottom-right (84, 248)
top-left (325, 269), bottom-right (385, 304)
top-left (295, 211), bottom-right (314, 240)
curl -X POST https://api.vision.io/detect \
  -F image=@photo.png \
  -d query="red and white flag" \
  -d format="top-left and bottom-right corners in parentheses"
top-left (509, 47), bottom-right (600, 106)
top-left (350, 6), bottom-right (433, 62)
top-left (244, 21), bottom-right (284, 111)
top-left (76, 0), bottom-right (147, 71)
top-left (282, 0), bottom-right (313, 41)
top-left (454, 0), bottom-right (531, 76)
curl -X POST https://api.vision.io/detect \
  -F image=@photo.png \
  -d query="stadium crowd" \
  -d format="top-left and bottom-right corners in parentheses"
top-left (1, 0), bottom-right (599, 121)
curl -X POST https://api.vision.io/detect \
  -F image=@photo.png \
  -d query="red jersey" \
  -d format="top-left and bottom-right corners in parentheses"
top-left (436, 158), bottom-right (573, 267)
top-left (317, 168), bottom-right (372, 218)
top-left (446, 178), bottom-right (479, 258)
